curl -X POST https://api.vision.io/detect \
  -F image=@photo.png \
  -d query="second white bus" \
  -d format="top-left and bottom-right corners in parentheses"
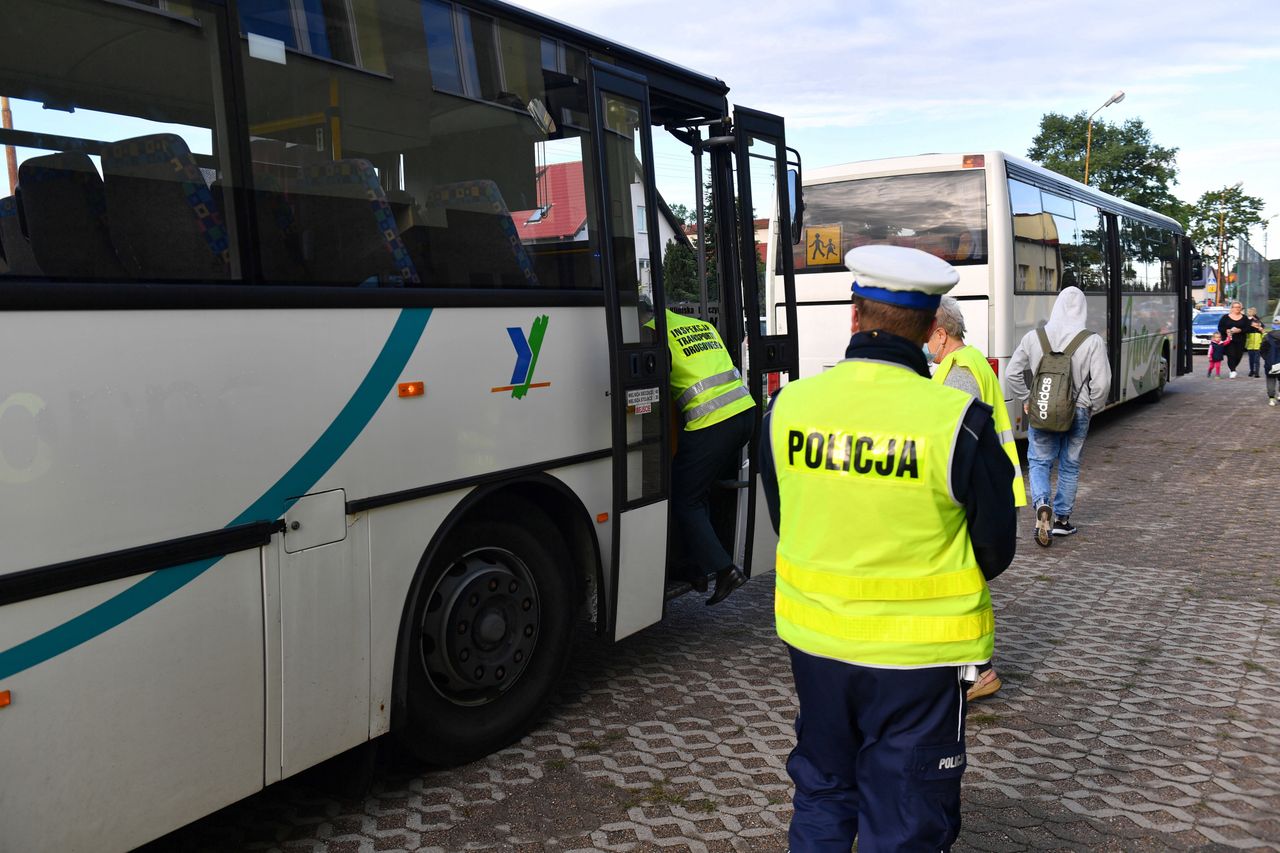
top-left (767, 151), bottom-right (1195, 432)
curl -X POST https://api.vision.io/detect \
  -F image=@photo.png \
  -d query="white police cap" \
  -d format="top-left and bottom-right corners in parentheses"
top-left (847, 245), bottom-right (959, 311)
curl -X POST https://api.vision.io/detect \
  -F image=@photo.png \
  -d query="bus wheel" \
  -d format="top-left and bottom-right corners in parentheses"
top-left (1142, 354), bottom-right (1169, 403)
top-left (398, 514), bottom-right (574, 766)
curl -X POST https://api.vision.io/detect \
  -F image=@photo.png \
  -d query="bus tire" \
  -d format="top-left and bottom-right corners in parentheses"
top-left (1141, 354), bottom-right (1169, 403)
top-left (397, 511), bottom-right (574, 767)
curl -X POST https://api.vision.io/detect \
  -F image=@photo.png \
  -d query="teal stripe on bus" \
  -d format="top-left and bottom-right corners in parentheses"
top-left (0, 308), bottom-right (432, 680)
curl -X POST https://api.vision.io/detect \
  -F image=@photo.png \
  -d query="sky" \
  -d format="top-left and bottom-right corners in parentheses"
top-left (519, 0), bottom-right (1280, 256)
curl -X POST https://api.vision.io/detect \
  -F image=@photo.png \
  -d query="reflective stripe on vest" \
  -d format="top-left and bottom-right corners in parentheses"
top-left (661, 310), bottom-right (755, 430)
top-left (934, 345), bottom-right (1027, 508)
top-left (771, 359), bottom-right (993, 668)
top-left (677, 368), bottom-right (742, 409)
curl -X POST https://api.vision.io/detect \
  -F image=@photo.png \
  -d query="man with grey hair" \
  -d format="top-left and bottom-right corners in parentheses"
top-left (927, 295), bottom-right (1027, 701)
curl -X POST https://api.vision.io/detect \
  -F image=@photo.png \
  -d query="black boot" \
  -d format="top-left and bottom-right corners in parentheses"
top-left (706, 566), bottom-right (746, 606)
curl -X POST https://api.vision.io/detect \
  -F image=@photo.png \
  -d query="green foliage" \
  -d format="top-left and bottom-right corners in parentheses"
top-left (666, 203), bottom-right (692, 229)
top-left (661, 239), bottom-right (698, 302)
top-left (1186, 183), bottom-right (1265, 279)
top-left (1028, 112), bottom-right (1184, 223)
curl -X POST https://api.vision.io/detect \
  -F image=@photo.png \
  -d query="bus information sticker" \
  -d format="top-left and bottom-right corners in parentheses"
top-left (806, 225), bottom-right (843, 266)
top-left (627, 386), bottom-right (660, 414)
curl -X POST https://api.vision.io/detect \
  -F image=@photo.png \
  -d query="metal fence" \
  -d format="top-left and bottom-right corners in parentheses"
top-left (1234, 238), bottom-right (1270, 316)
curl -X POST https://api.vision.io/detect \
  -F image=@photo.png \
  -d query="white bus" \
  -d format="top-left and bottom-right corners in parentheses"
top-left (767, 151), bottom-right (1194, 431)
top-left (0, 1), bottom-right (800, 848)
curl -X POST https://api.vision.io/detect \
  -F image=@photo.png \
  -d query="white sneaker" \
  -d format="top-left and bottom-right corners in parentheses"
top-left (1229, 371), bottom-right (1237, 378)
top-left (1271, 399), bottom-right (1277, 407)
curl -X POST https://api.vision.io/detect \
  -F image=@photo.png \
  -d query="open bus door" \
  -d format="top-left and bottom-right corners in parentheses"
top-left (1178, 237), bottom-right (1197, 376)
top-left (730, 106), bottom-right (799, 578)
top-left (589, 64), bottom-right (674, 641)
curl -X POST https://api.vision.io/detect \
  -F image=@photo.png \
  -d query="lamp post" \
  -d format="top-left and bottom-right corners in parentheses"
top-left (1084, 90), bottom-right (1125, 186)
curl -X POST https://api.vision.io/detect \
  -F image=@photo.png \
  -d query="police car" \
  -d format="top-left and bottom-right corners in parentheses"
top-left (1191, 308), bottom-right (1228, 352)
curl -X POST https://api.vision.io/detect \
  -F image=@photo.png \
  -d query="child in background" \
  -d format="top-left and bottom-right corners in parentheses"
top-left (1264, 320), bottom-right (1280, 406)
top-left (1245, 308), bottom-right (1264, 377)
top-left (1207, 332), bottom-right (1230, 378)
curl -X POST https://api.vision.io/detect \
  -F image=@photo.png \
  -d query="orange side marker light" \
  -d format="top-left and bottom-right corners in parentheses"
top-left (398, 382), bottom-right (425, 398)
top-left (596, 513), bottom-right (609, 524)
top-left (0, 690), bottom-right (10, 708)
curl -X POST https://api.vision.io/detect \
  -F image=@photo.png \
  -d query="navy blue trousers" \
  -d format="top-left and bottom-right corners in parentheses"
top-left (670, 408), bottom-right (753, 579)
top-left (787, 646), bottom-right (968, 853)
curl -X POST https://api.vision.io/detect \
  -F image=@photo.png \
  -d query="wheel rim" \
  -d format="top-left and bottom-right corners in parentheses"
top-left (418, 546), bottom-right (541, 707)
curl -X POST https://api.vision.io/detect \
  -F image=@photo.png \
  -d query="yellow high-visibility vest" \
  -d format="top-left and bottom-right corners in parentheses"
top-left (659, 310), bottom-right (755, 430)
top-left (771, 359), bottom-right (993, 667)
top-left (933, 344), bottom-right (1028, 507)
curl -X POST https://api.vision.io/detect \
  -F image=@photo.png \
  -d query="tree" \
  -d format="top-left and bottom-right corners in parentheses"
top-left (661, 239), bottom-right (698, 302)
top-left (1028, 113), bottom-right (1186, 224)
top-left (1186, 183), bottom-right (1264, 301)
top-left (666, 203), bottom-right (692, 229)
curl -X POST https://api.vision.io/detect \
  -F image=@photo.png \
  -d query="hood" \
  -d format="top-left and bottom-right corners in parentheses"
top-left (1043, 286), bottom-right (1089, 349)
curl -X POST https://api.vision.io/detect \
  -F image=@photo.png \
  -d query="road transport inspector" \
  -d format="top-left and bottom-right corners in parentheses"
top-left (761, 245), bottom-right (1017, 851)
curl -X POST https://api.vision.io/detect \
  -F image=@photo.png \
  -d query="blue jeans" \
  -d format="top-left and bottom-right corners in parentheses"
top-left (1027, 407), bottom-right (1091, 519)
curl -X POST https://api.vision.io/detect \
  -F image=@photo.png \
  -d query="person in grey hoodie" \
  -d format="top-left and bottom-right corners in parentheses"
top-left (1006, 287), bottom-right (1111, 546)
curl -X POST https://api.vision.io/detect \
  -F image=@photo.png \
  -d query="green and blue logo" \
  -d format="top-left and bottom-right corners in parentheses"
top-left (491, 314), bottom-right (551, 399)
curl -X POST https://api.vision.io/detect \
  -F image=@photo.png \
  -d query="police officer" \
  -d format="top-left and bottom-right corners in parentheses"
top-left (926, 294), bottom-right (1027, 703)
top-left (760, 245), bottom-right (1017, 851)
top-left (647, 304), bottom-right (755, 605)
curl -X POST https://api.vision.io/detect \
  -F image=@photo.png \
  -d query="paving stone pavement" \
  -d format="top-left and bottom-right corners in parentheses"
top-left (151, 361), bottom-right (1280, 852)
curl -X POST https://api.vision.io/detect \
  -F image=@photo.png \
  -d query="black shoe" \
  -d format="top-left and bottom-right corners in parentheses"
top-left (1052, 516), bottom-right (1077, 536)
top-left (706, 566), bottom-right (746, 606)
top-left (1034, 504), bottom-right (1052, 547)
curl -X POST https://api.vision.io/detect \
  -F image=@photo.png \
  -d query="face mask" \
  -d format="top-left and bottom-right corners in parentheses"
top-left (922, 342), bottom-right (934, 362)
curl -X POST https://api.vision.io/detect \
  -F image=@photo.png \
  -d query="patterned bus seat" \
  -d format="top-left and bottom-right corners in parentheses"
top-left (19, 152), bottom-right (126, 278)
top-left (0, 193), bottom-right (42, 276)
top-left (102, 133), bottom-right (231, 280)
top-left (428, 180), bottom-right (539, 288)
top-left (295, 159), bottom-right (419, 286)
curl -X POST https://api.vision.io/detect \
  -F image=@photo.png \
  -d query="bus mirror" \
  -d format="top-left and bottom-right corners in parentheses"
top-left (787, 167), bottom-right (804, 245)
top-left (1190, 253), bottom-right (1203, 281)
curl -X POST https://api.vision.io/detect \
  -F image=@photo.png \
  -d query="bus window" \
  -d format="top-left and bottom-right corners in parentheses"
top-left (0, 0), bottom-right (239, 282)
top-left (239, 0), bottom-right (600, 289)
top-left (793, 170), bottom-right (987, 273)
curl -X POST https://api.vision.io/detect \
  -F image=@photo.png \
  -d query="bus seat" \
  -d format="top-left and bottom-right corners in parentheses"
top-left (295, 159), bottom-right (420, 286)
top-left (102, 134), bottom-right (231, 280)
top-left (0, 193), bottom-right (42, 276)
top-left (428, 180), bottom-right (539, 288)
top-left (18, 152), bottom-right (126, 278)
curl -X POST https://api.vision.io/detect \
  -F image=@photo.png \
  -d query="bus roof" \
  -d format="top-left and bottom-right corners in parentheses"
top-left (805, 151), bottom-right (1183, 235)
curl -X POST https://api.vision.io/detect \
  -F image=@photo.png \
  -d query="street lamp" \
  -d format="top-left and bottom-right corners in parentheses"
top-left (1084, 90), bottom-right (1125, 186)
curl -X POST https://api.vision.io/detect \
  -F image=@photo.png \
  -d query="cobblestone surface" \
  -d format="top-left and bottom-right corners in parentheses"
top-left (152, 363), bottom-right (1280, 852)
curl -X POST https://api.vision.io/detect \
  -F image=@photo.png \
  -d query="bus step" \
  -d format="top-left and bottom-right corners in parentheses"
top-left (715, 479), bottom-right (750, 490)
top-left (664, 580), bottom-right (699, 601)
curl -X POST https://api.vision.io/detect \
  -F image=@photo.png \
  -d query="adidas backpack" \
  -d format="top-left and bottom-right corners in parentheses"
top-left (1025, 327), bottom-right (1093, 432)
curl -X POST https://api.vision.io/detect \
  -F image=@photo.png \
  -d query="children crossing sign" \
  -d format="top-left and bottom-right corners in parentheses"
top-left (806, 225), bottom-right (843, 266)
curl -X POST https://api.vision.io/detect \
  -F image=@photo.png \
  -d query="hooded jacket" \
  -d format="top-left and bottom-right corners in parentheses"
top-left (1005, 287), bottom-right (1112, 414)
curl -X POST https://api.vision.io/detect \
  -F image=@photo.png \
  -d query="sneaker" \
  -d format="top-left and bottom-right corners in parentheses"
top-left (1229, 371), bottom-right (1237, 378)
top-left (1270, 399), bottom-right (1277, 407)
top-left (1052, 517), bottom-right (1077, 536)
top-left (1035, 504), bottom-right (1052, 547)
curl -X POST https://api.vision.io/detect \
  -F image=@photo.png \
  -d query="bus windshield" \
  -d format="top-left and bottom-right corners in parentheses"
top-left (793, 170), bottom-right (987, 272)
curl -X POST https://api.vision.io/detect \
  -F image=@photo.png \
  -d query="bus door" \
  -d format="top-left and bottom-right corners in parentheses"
top-left (1104, 212), bottom-right (1123, 403)
top-left (1177, 236), bottom-right (1197, 375)
top-left (731, 107), bottom-right (799, 577)
top-left (589, 64), bottom-right (672, 641)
